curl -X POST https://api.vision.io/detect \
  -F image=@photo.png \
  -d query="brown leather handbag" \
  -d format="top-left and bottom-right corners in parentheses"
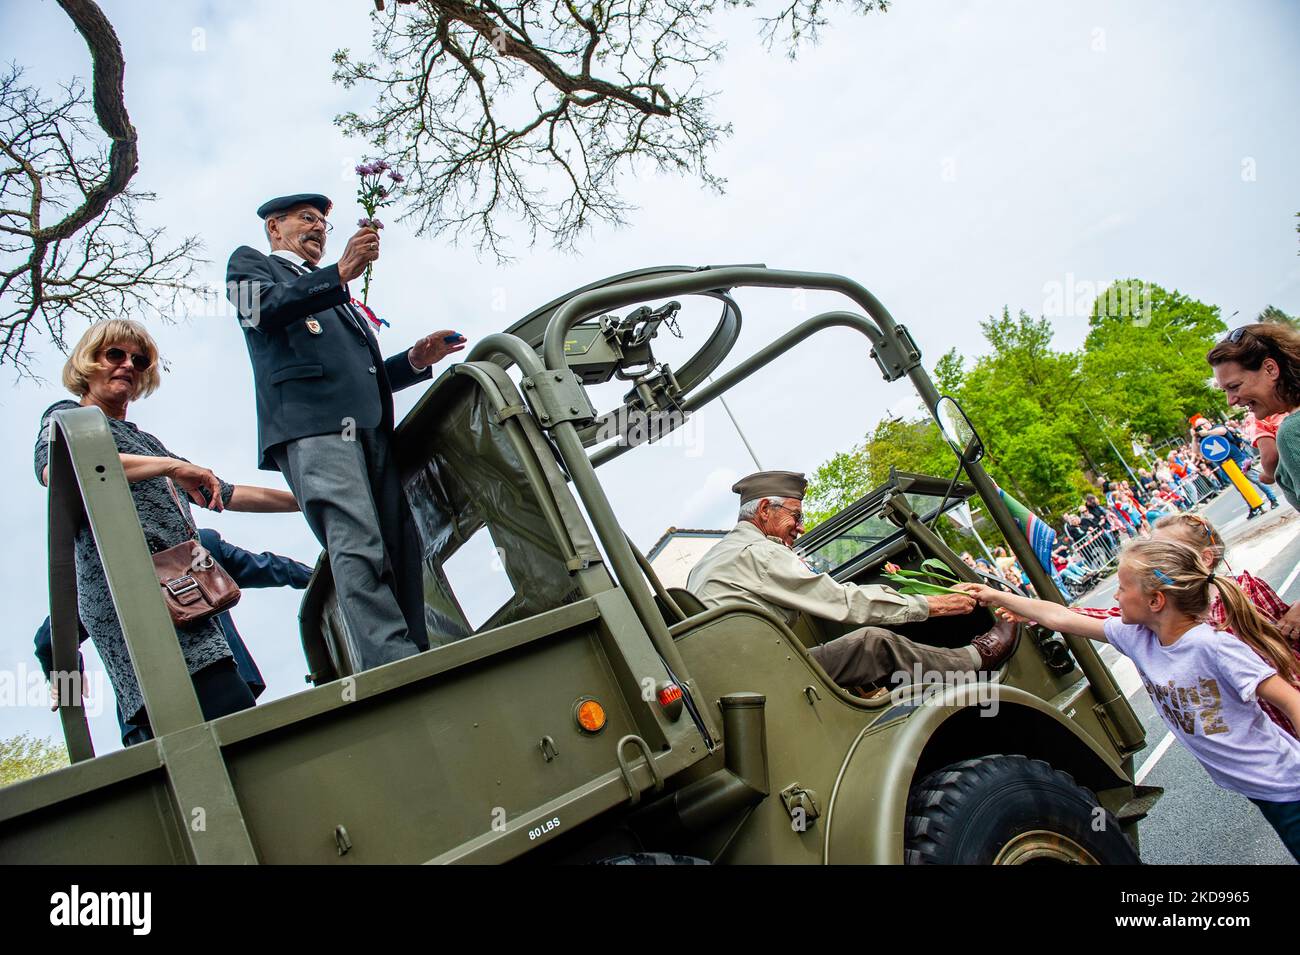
top-left (152, 479), bottom-right (240, 627)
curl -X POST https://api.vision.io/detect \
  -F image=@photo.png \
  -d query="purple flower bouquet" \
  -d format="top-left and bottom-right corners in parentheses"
top-left (354, 159), bottom-right (404, 307)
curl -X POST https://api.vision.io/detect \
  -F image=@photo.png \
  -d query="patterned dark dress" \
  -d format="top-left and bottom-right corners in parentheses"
top-left (34, 400), bottom-right (235, 722)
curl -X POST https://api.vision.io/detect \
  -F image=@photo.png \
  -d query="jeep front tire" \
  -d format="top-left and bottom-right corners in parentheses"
top-left (904, 754), bottom-right (1140, 864)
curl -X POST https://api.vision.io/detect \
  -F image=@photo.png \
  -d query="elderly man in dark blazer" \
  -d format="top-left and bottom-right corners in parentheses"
top-left (226, 193), bottom-right (465, 669)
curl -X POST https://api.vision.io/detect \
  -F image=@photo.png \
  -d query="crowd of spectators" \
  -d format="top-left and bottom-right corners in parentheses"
top-left (955, 419), bottom-right (1283, 602)
top-left (959, 546), bottom-right (1036, 594)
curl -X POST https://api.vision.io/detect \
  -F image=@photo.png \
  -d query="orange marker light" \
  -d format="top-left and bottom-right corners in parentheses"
top-left (575, 698), bottom-right (606, 734)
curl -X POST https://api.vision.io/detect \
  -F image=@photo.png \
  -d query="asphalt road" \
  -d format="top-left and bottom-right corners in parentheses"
top-left (1076, 487), bottom-right (1299, 865)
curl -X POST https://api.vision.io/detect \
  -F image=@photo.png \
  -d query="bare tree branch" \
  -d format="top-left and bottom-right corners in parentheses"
top-left (753, 0), bottom-right (889, 53)
top-left (0, 0), bottom-right (203, 371)
top-left (337, 0), bottom-right (888, 258)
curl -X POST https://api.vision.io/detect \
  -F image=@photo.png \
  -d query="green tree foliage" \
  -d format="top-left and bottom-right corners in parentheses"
top-left (1259, 305), bottom-right (1297, 327)
top-left (1082, 280), bottom-right (1227, 439)
top-left (807, 280), bottom-right (1227, 526)
top-left (947, 309), bottom-right (1100, 516)
top-left (0, 733), bottom-right (69, 786)
top-left (805, 418), bottom-right (952, 527)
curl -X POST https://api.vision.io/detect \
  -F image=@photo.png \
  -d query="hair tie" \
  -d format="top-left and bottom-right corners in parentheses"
top-left (1207, 572), bottom-right (1216, 585)
top-left (1152, 568), bottom-right (1176, 586)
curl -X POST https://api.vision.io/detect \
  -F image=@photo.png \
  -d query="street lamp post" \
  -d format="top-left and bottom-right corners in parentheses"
top-left (1082, 399), bottom-right (1141, 487)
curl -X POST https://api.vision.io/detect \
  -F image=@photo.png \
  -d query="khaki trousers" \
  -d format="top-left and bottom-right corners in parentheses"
top-left (808, 626), bottom-right (980, 689)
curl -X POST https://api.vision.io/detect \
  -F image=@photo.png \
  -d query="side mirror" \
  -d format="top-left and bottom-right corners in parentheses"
top-left (935, 395), bottom-right (984, 464)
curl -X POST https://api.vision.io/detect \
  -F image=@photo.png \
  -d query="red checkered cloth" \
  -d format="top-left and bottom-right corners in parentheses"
top-left (1073, 570), bottom-right (1300, 737)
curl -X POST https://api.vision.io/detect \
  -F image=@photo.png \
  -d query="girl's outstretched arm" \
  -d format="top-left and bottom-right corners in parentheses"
top-left (956, 583), bottom-right (1109, 643)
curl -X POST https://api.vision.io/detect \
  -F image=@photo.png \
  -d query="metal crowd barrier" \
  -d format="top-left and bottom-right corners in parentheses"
top-left (1064, 528), bottom-right (1119, 575)
top-left (1179, 473), bottom-right (1222, 507)
top-left (1057, 469), bottom-right (1225, 597)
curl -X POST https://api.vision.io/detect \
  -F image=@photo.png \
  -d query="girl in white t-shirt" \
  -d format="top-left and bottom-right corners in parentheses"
top-left (960, 538), bottom-right (1300, 860)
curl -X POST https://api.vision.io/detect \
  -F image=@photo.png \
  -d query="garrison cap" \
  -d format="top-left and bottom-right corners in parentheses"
top-left (731, 470), bottom-right (808, 504)
top-left (256, 193), bottom-right (333, 219)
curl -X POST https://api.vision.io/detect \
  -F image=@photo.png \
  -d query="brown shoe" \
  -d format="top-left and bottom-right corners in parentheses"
top-left (971, 618), bottom-right (1017, 668)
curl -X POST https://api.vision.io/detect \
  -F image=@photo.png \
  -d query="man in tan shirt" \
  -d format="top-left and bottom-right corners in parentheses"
top-left (687, 471), bottom-right (1015, 689)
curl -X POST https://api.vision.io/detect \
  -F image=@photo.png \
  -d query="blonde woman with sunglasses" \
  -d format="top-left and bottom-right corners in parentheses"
top-left (35, 319), bottom-right (299, 743)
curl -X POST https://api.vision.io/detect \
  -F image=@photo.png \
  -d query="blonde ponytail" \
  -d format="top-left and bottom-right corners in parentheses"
top-left (1121, 538), bottom-right (1298, 684)
top-left (1212, 575), bottom-right (1300, 685)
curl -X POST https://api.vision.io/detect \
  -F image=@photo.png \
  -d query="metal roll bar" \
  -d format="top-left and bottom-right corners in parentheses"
top-left (519, 266), bottom-right (1145, 754)
top-left (46, 408), bottom-right (206, 756)
top-left (466, 333), bottom-right (704, 741)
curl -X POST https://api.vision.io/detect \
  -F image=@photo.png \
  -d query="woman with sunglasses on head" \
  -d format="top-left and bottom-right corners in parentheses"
top-left (34, 319), bottom-right (300, 744)
top-left (1208, 323), bottom-right (1300, 643)
top-left (1207, 323), bottom-right (1300, 506)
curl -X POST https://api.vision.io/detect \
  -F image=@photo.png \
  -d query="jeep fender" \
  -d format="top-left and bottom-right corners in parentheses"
top-left (821, 682), bottom-right (1136, 864)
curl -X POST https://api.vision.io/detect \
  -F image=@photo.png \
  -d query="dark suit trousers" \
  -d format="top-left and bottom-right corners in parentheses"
top-left (809, 627), bottom-right (979, 689)
top-left (273, 428), bottom-right (428, 670)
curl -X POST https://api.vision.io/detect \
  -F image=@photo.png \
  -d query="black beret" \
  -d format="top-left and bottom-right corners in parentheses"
top-left (256, 193), bottom-right (332, 219)
top-left (731, 470), bottom-right (808, 504)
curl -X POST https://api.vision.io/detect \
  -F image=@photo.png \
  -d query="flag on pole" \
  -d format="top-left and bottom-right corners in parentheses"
top-left (996, 485), bottom-right (1057, 578)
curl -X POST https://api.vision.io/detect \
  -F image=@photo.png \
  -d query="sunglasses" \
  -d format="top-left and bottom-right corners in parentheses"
top-left (102, 347), bottom-right (152, 372)
top-left (1225, 326), bottom-right (1248, 345)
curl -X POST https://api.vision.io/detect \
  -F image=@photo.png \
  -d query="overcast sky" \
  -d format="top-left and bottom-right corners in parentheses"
top-left (2, 0), bottom-right (1297, 753)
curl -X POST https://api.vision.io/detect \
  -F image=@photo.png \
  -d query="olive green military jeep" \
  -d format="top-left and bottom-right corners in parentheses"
top-left (0, 266), bottom-right (1158, 864)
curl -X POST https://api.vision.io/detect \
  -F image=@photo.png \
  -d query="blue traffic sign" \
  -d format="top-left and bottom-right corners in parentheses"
top-left (1199, 435), bottom-right (1231, 463)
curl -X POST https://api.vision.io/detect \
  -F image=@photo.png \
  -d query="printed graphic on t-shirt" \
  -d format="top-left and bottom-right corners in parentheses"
top-left (1143, 676), bottom-right (1229, 736)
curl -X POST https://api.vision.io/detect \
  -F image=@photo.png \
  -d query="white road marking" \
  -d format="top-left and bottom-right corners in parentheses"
top-left (1226, 508), bottom-right (1298, 574)
top-left (1135, 731), bottom-right (1177, 784)
top-left (1280, 561), bottom-right (1300, 598)
top-left (1098, 645), bottom-right (1146, 700)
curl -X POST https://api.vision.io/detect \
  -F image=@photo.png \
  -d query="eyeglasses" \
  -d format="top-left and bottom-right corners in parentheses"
top-left (1225, 326), bottom-right (1249, 345)
top-left (768, 502), bottom-right (805, 525)
top-left (101, 347), bottom-right (152, 372)
top-left (278, 210), bottom-right (333, 233)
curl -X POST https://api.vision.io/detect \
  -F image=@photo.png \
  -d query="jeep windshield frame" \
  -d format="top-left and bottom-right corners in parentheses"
top-left (794, 471), bottom-right (976, 575)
